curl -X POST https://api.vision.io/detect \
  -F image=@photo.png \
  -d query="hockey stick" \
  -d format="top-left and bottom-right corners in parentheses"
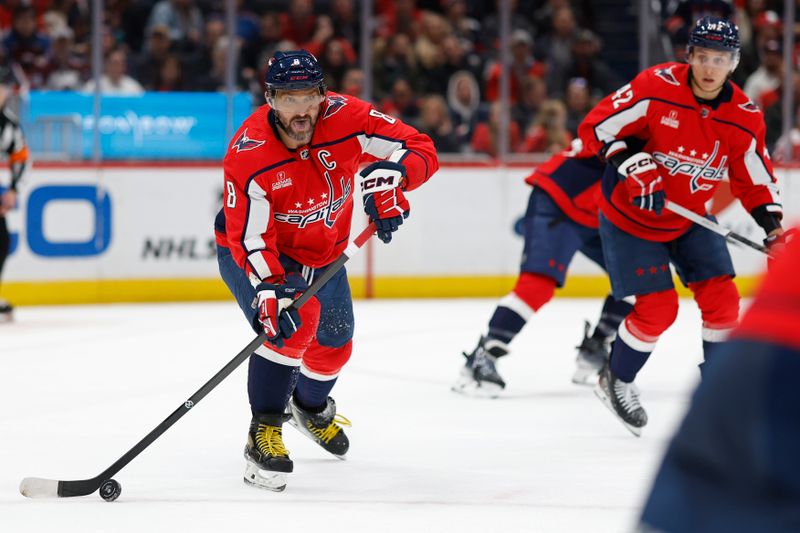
top-left (20, 222), bottom-right (376, 500)
top-left (664, 200), bottom-right (776, 259)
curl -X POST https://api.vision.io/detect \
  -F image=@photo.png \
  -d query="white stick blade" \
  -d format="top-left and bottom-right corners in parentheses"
top-left (20, 477), bottom-right (60, 498)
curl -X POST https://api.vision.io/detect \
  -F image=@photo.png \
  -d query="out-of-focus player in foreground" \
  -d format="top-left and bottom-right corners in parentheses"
top-left (0, 66), bottom-right (29, 322)
top-left (452, 142), bottom-right (633, 397)
top-left (214, 50), bottom-right (438, 491)
top-left (638, 230), bottom-right (799, 533)
top-left (578, 16), bottom-right (785, 436)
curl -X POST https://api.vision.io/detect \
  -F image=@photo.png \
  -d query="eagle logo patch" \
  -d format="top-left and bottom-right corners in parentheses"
top-left (232, 129), bottom-right (265, 152)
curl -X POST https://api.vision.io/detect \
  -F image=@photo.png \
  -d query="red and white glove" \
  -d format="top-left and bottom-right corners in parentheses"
top-left (619, 152), bottom-right (666, 215)
top-left (359, 161), bottom-right (410, 243)
top-left (255, 273), bottom-right (307, 348)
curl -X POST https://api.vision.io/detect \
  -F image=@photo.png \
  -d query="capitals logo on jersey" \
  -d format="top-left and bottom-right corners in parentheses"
top-left (323, 95), bottom-right (348, 119)
top-left (653, 141), bottom-right (727, 193)
top-left (232, 128), bottom-right (265, 152)
top-left (274, 171), bottom-right (352, 229)
top-left (655, 66), bottom-right (680, 86)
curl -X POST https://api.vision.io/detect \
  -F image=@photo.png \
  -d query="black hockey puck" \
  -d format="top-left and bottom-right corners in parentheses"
top-left (99, 479), bottom-right (122, 502)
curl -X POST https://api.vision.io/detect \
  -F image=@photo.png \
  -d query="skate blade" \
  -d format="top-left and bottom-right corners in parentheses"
top-left (571, 365), bottom-right (601, 386)
top-left (243, 462), bottom-right (287, 492)
top-left (593, 384), bottom-right (642, 438)
top-left (451, 375), bottom-right (503, 399)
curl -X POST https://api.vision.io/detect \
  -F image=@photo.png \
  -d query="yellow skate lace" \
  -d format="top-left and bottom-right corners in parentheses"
top-left (255, 424), bottom-right (289, 457)
top-left (307, 414), bottom-right (352, 444)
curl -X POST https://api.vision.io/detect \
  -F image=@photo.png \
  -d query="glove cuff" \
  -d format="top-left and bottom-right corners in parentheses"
top-left (751, 204), bottom-right (783, 235)
top-left (359, 161), bottom-right (407, 194)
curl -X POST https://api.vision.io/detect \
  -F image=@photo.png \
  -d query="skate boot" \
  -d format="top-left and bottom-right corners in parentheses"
top-left (451, 337), bottom-right (507, 398)
top-left (572, 321), bottom-right (609, 385)
top-left (594, 364), bottom-right (648, 437)
top-left (288, 396), bottom-right (351, 459)
top-left (243, 412), bottom-right (293, 491)
top-left (0, 299), bottom-right (13, 323)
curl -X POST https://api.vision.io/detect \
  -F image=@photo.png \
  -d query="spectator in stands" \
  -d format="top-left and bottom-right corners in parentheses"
top-left (511, 74), bottom-right (547, 132)
top-left (2, 5), bottom-right (50, 86)
top-left (373, 32), bottom-right (420, 100)
top-left (194, 36), bottom-right (242, 92)
top-left (665, 0), bottom-right (734, 47)
top-left (320, 38), bottom-right (356, 92)
top-left (485, 29), bottom-right (545, 103)
top-left (154, 53), bottom-right (185, 91)
top-left (763, 70), bottom-right (800, 155)
top-left (42, 25), bottom-right (87, 91)
top-left (339, 67), bottom-right (364, 97)
top-left (519, 98), bottom-right (571, 154)
top-left (555, 29), bottom-right (621, 99)
top-left (146, 0), bottom-right (203, 53)
top-left (415, 11), bottom-right (451, 89)
top-left (183, 16), bottom-right (226, 88)
top-left (278, 0), bottom-right (332, 58)
top-left (418, 94), bottom-right (460, 153)
top-left (376, 0), bottom-right (423, 40)
top-left (481, 0), bottom-right (535, 55)
top-left (471, 101), bottom-right (521, 158)
top-left (563, 76), bottom-right (591, 136)
top-left (447, 69), bottom-right (482, 147)
top-left (82, 47), bottom-right (144, 95)
top-left (380, 77), bottom-right (420, 125)
top-left (534, 5), bottom-right (578, 88)
top-left (743, 39), bottom-right (783, 105)
top-left (241, 12), bottom-right (281, 75)
top-left (330, 0), bottom-right (361, 53)
top-left (442, 0), bottom-right (480, 52)
top-left (421, 34), bottom-right (482, 95)
top-left (134, 24), bottom-right (174, 91)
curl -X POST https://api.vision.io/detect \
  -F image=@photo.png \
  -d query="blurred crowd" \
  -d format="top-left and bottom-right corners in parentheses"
top-left (0, 0), bottom-right (799, 158)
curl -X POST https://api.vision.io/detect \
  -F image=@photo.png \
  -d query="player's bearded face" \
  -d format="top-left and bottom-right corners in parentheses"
top-left (271, 89), bottom-right (324, 143)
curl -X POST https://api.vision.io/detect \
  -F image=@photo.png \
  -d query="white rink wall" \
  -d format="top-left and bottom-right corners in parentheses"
top-left (2, 164), bottom-right (797, 291)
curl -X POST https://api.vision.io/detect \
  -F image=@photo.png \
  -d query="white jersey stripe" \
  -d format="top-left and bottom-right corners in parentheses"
top-left (743, 138), bottom-right (782, 204)
top-left (300, 364), bottom-right (340, 381)
top-left (357, 133), bottom-right (404, 159)
top-left (594, 100), bottom-right (651, 143)
top-left (254, 344), bottom-right (302, 366)
top-left (242, 180), bottom-right (272, 279)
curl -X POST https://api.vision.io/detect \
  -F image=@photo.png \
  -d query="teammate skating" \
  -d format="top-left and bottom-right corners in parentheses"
top-left (452, 146), bottom-right (633, 397)
top-left (578, 16), bottom-right (786, 435)
top-left (215, 50), bottom-right (438, 490)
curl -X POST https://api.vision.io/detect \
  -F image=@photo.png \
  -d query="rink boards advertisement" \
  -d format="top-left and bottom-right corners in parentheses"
top-left (2, 164), bottom-right (797, 304)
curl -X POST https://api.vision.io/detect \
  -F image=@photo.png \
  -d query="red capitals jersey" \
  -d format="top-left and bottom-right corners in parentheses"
top-left (579, 62), bottom-right (782, 242)
top-left (216, 92), bottom-right (438, 282)
top-left (734, 228), bottom-right (800, 351)
top-left (525, 142), bottom-right (604, 229)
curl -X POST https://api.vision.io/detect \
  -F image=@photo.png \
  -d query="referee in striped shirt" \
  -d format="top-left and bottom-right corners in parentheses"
top-left (0, 65), bottom-right (29, 321)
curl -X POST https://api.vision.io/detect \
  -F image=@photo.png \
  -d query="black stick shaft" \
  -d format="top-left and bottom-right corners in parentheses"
top-left (58, 223), bottom-right (376, 495)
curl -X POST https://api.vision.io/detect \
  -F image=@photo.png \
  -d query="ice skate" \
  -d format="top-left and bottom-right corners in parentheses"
top-left (594, 364), bottom-right (648, 437)
top-left (243, 412), bottom-right (293, 491)
top-left (0, 299), bottom-right (13, 323)
top-left (451, 337), bottom-right (507, 398)
top-left (572, 321), bottom-right (609, 385)
top-left (288, 396), bottom-right (351, 459)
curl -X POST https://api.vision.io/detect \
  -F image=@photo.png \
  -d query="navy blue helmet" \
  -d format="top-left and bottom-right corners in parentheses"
top-left (688, 16), bottom-right (741, 53)
top-left (264, 50), bottom-right (326, 95)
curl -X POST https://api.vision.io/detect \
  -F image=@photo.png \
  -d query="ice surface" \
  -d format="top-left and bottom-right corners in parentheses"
top-left (0, 298), bottom-right (709, 532)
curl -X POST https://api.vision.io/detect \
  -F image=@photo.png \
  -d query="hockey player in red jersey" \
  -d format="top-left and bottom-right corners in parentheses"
top-left (452, 141), bottom-right (634, 397)
top-left (214, 50), bottom-right (438, 490)
top-left (577, 16), bottom-right (786, 436)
